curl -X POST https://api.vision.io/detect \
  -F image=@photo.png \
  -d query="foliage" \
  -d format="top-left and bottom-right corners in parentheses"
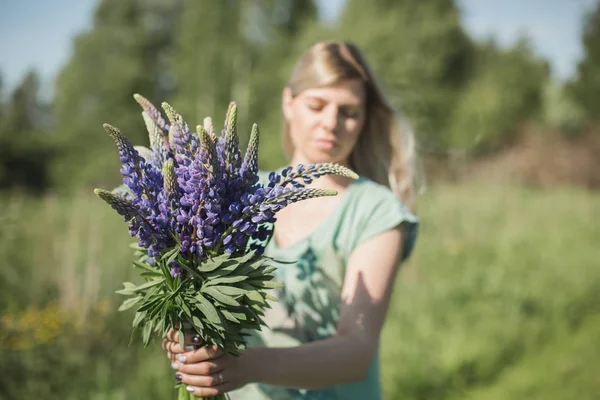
top-left (541, 81), bottom-right (586, 136)
top-left (94, 96), bottom-right (355, 362)
top-left (286, 0), bottom-right (474, 154)
top-left (0, 71), bottom-right (55, 193)
top-left (1, 185), bottom-right (599, 398)
top-left (567, 2), bottom-right (600, 122)
top-left (51, 0), bottom-right (184, 191)
top-left (447, 38), bottom-right (550, 154)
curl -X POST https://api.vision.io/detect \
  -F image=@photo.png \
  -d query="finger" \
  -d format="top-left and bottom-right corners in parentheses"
top-left (165, 339), bottom-right (188, 355)
top-left (166, 328), bottom-right (179, 342)
top-left (175, 371), bottom-right (221, 387)
top-left (184, 382), bottom-right (236, 398)
top-left (163, 339), bottom-right (181, 360)
top-left (164, 340), bottom-right (178, 354)
top-left (177, 345), bottom-right (223, 364)
top-left (178, 360), bottom-right (223, 376)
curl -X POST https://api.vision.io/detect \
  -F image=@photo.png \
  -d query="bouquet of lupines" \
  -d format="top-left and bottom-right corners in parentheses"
top-left (94, 94), bottom-right (358, 399)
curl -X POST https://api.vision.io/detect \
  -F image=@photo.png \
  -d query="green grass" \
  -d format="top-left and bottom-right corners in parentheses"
top-left (0, 183), bottom-right (598, 399)
top-left (380, 183), bottom-right (600, 399)
top-left (464, 314), bottom-right (600, 400)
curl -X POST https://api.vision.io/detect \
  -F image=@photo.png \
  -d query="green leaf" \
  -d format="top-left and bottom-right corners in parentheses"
top-left (264, 294), bottom-right (278, 302)
top-left (137, 296), bottom-right (162, 312)
top-left (205, 261), bottom-right (242, 277)
top-left (118, 296), bottom-right (143, 311)
top-left (198, 257), bottom-right (239, 273)
top-left (256, 280), bottom-right (284, 289)
top-left (180, 300), bottom-right (192, 318)
top-left (133, 310), bottom-right (147, 329)
top-left (161, 246), bottom-right (181, 266)
top-left (229, 311), bottom-right (248, 321)
top-left (133, 278), bottom-right (164, 292)
top-left (211, 286), bottom-right (248, 297)
top-left (133, 260), bottom-right (161, 275)
top-left (192, 316), bottom-right (204, 331)
top-left (239, 249), bottom-right (258, 264)
top-left (176, 254), bottom-right (191, 267)
top-left (198, 259), bottom-right (220, 273)
top-left (142, 322), bottom-right (153, 346)
top-left (203, 287), bottom-right (240, 307)
top-left (206, 275), bottom-right (248, 286)
top-left (178, 329), bottom-right (186, 349)
top-left (148, 297), bottom-right (168, 319)
top-left (221, 309), bottom-right (240, 323)
top-left (115, 282), bottom-right (137, 295)
top-left (195, 293), bottom-right (221, 325)
top-left (246, 291), bottom-right (266, 304)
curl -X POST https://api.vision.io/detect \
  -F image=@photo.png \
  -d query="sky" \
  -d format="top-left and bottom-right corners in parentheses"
top-left (0, 0), bottom-right (597, 98)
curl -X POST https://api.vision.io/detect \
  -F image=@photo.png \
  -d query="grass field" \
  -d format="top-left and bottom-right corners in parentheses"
top-left (1, 183), bottom-right (598, 399)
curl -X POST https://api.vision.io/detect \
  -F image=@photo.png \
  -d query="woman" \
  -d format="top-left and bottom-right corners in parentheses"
top-left (163, 40), bottom-right (420, 399)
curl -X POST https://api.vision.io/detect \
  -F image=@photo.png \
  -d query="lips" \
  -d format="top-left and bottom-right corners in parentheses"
top-left (313, 138), bottom-right (337, 150)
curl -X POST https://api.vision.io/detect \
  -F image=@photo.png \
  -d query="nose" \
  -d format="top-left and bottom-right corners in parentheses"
top-left (321, 105), bottom-right (340, 132)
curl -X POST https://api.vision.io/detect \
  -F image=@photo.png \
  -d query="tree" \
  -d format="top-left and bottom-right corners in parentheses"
top-left (52, 0), bottom-right (184, 190)
top-left (568, 2), bottom-right (600, 122)
top-left (169, 0), bottom-right (318, 170)
top-left (331, 0), bottom-right (474, 152)
top-left (447, 38), bottom-right (550, 154)
top-left (0, 71), bottom-right (55, 192)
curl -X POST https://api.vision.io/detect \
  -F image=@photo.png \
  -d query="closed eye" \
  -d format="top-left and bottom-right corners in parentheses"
top-left (342, 107), bottom-right (361, 119)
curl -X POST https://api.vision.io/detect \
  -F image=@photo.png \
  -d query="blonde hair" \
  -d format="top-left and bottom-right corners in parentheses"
top-left (283, 40), bottom-right (420, 210)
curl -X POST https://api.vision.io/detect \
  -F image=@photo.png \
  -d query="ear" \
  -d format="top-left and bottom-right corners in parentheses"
top-left (282, 87), bottom-right (294, 121)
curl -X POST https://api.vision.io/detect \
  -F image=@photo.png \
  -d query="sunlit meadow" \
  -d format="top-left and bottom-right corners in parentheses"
top-left (1, 183), bottom-right (598, 399)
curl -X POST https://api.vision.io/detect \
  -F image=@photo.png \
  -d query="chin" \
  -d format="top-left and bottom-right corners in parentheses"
top-left (310, 153), bottom-right (347, 165)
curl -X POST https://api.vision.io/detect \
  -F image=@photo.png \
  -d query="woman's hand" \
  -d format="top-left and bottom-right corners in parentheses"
top-left (162, 328), bottom-right (255, 397)
top-left (162, 328), bottom-right (203, 361)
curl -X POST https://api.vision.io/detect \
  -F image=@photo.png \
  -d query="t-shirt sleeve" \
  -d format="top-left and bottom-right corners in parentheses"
top-left (351, 187), bottom-right (419, 262)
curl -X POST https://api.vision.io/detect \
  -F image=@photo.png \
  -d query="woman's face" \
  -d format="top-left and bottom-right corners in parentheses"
top-left (283, 79), bottom-right (367, 166)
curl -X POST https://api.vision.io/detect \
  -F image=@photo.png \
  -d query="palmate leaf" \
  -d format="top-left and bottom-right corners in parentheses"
top-left (254, 280), bottom-right (284, 289)
top-left (195, 293), bottom-right (221, 325)
top-left (221, 309), bottom-right (241, 323)
top-left (206, 275), bottom-right (248, 286)
top-left (131, 278), bottom-right (164, 293)
top-left (132, 260), bottom-right (161, 277)
top-left (118, 296), bottom-right (143, 311)
top-left (211, 286), bottom-right (248, 297)
top-left (116, 242), bottom-right (283, 355)
top-left (203, 287), bottom-right (240, 307)
top-left (142, 322), bottom-right (153, 346)
top-left (116, 282), bottom-right (137, 296)
top-left (132, 310), bottom-right (147, 329)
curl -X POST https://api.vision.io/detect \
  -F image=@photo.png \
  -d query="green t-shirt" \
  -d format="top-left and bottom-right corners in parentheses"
top-left (231, 175), bottom-right (418, 400)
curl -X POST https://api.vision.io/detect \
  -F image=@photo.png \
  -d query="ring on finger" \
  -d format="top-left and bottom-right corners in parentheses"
top-left (215, 371), bottom-right (224, 385)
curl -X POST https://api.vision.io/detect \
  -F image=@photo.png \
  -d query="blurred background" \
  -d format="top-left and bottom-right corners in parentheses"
top-left (1, 0), bottom-right (599, 398)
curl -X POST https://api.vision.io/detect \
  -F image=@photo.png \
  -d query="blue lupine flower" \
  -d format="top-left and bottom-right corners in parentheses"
top-left (96, 97), bottom-right (359, 266)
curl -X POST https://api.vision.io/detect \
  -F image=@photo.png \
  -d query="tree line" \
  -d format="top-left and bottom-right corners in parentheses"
top-left (1, 0), bottom-right (598, 193)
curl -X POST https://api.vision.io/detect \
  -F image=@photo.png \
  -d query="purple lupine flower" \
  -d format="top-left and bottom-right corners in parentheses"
top-left (103, 123), bottom-right (146, 199)
top-left (223, 102), bottom-right (243, 174)
top-left (134, 93), bottom-right (170, 136)
top-left (94, 189), bottom-right (139, 221)
top-left (98, 98), bottom-right (360, 264)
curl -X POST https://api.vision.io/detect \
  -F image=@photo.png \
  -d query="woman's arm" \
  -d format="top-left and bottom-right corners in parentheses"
top-left (244, 225), bottom-right (405, 389)
top-left (172, 225), bottom-right (406, 395)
